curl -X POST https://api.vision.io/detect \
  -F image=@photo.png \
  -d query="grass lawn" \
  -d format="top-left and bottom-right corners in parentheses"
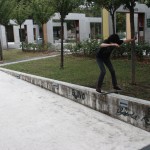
top-left (2, 49), bottom-right (58, 63)
top-left (2, 54), bottom-right (150, 101)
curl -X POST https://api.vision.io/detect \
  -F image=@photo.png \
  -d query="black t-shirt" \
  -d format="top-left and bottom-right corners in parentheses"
top-left (96, 39), bottom-right (123, 58)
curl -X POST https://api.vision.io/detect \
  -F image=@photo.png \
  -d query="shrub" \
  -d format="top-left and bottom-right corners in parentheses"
top-left (112, 42), bottom-right (150, 60)
top-left (69, 39), bottom-right (100, 56)
top-left (21, 42), bottom-right (53, 52)
top-left (64, 39), bottom-right (150, 60)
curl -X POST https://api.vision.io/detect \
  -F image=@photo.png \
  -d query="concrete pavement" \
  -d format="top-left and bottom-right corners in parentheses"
top-left (0, 71), bottom-right (150, 150)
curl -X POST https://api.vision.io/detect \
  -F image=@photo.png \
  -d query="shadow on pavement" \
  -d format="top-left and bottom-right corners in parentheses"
top-left (140, 145), bottom-right (150, 150)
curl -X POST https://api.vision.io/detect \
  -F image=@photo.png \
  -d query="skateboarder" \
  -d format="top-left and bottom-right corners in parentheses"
top-left (96, 34), bottom-right (136, 93)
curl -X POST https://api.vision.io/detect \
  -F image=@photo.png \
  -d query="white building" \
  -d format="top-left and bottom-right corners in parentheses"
top-left (117, 3), bottom-right (150, 43)
top-left (103, 2), bottom-right (150, 43)
top-left (0, 13), bottom-right (101, 49)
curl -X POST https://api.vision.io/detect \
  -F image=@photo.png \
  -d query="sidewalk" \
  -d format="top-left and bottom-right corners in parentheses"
top-left (0, 71), bottom-right (150, 150)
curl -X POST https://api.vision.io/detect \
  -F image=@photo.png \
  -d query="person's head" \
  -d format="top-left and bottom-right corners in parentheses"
top-left (107, 34), bottom-right (120, 44)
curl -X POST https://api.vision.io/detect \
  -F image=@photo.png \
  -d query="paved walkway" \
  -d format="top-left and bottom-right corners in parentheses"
top-left (0, 71), bottom-right (150, 150)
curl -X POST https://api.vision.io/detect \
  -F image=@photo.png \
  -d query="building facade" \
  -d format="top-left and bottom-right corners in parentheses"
top-left (0, 13), bottom-right (101, 49)
top-left (102, 2), bottom-right (150, 43)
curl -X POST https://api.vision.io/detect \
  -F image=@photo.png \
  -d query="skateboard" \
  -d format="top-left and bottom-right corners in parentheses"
top-left (100, 90), bottom-right (122, 95)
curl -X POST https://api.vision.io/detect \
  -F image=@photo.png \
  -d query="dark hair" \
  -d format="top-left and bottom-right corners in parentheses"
top-left (107, 34), bottom-right (120, 43)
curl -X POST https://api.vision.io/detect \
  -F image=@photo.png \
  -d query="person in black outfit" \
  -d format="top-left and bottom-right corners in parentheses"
top-left (96, 34), bottom-right (136, 93)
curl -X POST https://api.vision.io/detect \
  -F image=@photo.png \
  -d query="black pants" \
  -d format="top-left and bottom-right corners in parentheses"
top-left (96, 56), bottom-right (117, 89)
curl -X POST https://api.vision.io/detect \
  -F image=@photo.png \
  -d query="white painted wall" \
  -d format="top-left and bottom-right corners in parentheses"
top-left (13, 25), bottom-right (20, 48)
top-left (47, 20), bottom-right (53, 44)
top-left (0, 25), bottom-right (7, 49)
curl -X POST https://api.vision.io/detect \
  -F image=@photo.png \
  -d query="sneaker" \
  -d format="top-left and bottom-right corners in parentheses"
top-left (113, 86), bottom-right (122, 91)
top-left (96, 88), bottom-right (101, 93)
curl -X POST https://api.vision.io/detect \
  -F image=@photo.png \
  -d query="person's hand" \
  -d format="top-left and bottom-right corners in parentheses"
top-left (134, 36), bottom-right (137, 41)
top-left (130, 36), bottom-right (137, 42)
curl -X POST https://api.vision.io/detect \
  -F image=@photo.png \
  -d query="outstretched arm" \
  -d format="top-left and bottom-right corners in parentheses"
top-left (100, 43), bottom-right (120, 48)
top-left (123, 36), bottom-right (137, 43)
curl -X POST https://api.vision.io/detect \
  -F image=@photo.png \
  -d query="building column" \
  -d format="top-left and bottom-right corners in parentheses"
top-left (102, 9), bottom-right (110, 39)
top-left (13, 26), bottom-right (20, 48)
top-left (25, 20), bottom-right (34, 43)
top-left (126, 13), bottom-right (131, 39)
top-left (47, 20), bottom-right (54, 44)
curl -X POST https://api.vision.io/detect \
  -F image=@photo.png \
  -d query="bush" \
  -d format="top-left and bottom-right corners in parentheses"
top-left (64, 39), bottom-right (150, 60)
top-left (112, 42), bottom-right (150, 60)
top-left (21, 42), bottom-right (54, 52)
top-left (68, 39), bottom-right (100, 56)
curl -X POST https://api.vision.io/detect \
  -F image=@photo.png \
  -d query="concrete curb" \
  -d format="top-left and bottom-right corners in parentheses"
top-left (0, 67), bottom-right (150, 132)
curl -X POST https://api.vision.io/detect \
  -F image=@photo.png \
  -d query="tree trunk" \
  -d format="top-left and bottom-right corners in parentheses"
top-left (130, 7), bottom-right (136, 85)
top-left (0, 39), bottom-right (3, 61)
top-left (5, 27), bottom-right (9, 49)
top-left (42, 24), bottom-right (45, 45)
top-left (0, 26), bottom-right (3, 60)
top-left (19, 24), bottom-right (23, 51)
top-left (111, 13), bottom-right (116, 34)
top-left (60, 16), bottom-right (64, 69)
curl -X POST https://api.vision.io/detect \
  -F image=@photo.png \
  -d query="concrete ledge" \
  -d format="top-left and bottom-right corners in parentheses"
top-left (0, 67), bottom-right (150, 132)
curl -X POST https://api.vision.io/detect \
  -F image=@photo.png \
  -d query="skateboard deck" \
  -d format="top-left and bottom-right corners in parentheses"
top-left (100, 90), bottom-right (122, 95)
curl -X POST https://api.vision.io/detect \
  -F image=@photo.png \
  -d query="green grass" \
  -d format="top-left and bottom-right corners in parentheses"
top-left (3, 49), bottom-right (57, 63)
top-left (2, 55), bottom-right (150, 100)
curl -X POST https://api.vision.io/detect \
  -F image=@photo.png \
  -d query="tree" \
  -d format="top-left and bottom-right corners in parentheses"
top-left (87, 0), bottom-right (149, 85)
top-left (121, 0), bottom-right (137, 85)
top-left (88, 0), bottom-right (137, 84)
top-left (73, 1), bottom-right (101, 17)
top-left (116, 13), bottom-right (126, 33)
top-left (144, 0), bottom-right (150, 7)
top-left (11, 0), bottom-right (31, 50)
top-left (122, 0), bottom-right (150, 84)
top-left (0, 0), bottom-right (16, 60)
top-left (87, 0), bottom-right (122, 34)
top-left (30, 0), bottom-right (55, 45)
top-left (51, 0), bottom-right (84, 69)
top-left (89, 0), bottom-right (137, 84)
